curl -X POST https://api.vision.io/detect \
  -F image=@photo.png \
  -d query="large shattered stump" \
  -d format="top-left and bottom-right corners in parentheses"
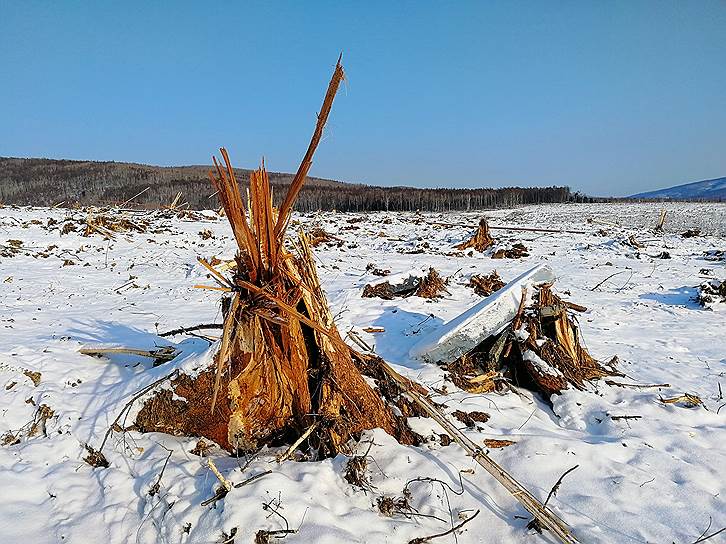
top-left (515, 284), bottom-right (617, 395)
top-left (410, 264), bottom-right (556, 363)
top-left (415, 265), bottom-right (618, 397)
top-left (455, 218), bottom-right (495, 252)
top-left (136, 59), bottom-right (416, 456)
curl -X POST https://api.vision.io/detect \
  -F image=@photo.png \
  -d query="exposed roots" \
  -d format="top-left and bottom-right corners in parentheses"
top-left (135, 368), bottom-right (233, 449)
top-left (468, 271), bottom-right (505, 297)
top-left (363, 268), bottom-right (447, 300)
top-left (362, 275), bottom-right (420, 299)
top-left (415, 268), bottom-right (448, 299)
top-left (83, 213), bottom-right (148, 238)
top-left (307, 226), bottom-right (339, 247)
top-left (698, 278), bottom-right (725, 308)
top-left (491, 243), bottom-right (529, 259)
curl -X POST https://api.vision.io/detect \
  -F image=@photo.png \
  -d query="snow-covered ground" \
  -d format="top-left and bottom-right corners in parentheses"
top-left (1, 202), bottom-right (724, 544)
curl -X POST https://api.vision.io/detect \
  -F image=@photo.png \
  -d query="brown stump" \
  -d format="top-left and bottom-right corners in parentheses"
top-left (136, 59), bottom-right (415, 456)
top-left (446, 284), bottom-right (618, 397)
top-left (455, 218), bottom-right (495, 252)
top-left (517, 284), bottom-right (617, 395)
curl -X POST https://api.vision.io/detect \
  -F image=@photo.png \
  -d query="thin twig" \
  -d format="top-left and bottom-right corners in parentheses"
top-left (543, 465), bottom-right (579, 509)
top-left (590, 271), bottom-right (626, 291)
top-left (408, 509), bottom-right (480, 544)
top-left (99, 369), bottom-right (179, 452)
top-left (605, 381), bottom-right (670, 389)
top-left (120, 187), bottom-right (150, 208)
top-left (148, 448), bottom-right (173, 496)
top-left (693, 527), bottom-right (725, 543)
top-left (158, 323), bottom-right (223, 337)
top-left (234, 470), bottom-right (272, 488)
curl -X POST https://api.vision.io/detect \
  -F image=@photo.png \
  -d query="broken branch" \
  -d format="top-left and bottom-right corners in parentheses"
top-left (408, 509), bottom-right (480, 544)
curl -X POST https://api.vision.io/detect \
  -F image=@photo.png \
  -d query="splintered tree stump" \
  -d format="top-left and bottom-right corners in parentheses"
top-left (468, 271), bottom-right (505, 297)
top-left (517, 285), bottom-right (618, 395)
top-left (415, 267), bottom-right (448, 299)
top-left (455, 218), bottom-right (495, 252)
top-left (136, 59), bottom-right (415, 457)
top-left (447, 283), bottom-right (618, 398)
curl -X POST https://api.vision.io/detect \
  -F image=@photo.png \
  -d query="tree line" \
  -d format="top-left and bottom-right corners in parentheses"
top-left (0, 157), bottom-right (582, 211)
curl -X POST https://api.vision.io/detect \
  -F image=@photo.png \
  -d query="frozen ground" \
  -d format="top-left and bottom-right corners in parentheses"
top-left (0, 202), bottom-right (724, 544)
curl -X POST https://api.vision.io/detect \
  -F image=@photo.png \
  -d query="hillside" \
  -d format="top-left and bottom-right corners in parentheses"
top-left (0, 157), bottom-right (575, 212)
top-left (0, 156), bottom-right (343, 207)
top-left (631, 176), bottom-right (726, 200)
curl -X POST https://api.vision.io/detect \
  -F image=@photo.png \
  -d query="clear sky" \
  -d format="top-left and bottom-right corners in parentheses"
top-left (1, 1), bottom-right (725, 196)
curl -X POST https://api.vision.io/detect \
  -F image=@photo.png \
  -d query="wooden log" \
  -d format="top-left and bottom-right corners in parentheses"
top-left (433, 221), bottom-right (590, 235)
top-left (368, 354), bottom-right (580, 543)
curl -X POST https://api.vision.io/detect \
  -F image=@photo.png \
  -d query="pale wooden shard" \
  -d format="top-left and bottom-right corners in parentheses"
top-left (410, 264), bottom-right (556, 363)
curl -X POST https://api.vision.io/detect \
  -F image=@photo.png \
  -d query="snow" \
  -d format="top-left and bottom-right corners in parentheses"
top-left (522, 349), bottom-right (564, 378)
top-left (0, 202), bottom-right (724, 543)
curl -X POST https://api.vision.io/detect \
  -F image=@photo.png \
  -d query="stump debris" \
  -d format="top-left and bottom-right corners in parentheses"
top-left (492, 243), bottom-right (529, 259)
top-left (468, 271), bottom-right (505, 297)
top-left (455, 218), bottom-right (495, 252)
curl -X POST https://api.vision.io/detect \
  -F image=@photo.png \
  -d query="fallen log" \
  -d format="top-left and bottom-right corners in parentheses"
top-left (359, 352), bottom-right (580, 543)
top-left (433, 221), bottom-right (590, 235)
top-left (79, 346), bottom-right (178, 365)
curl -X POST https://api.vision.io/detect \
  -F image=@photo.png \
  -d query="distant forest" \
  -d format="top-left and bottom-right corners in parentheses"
top-left (0, 157), bottom-right (586, 212)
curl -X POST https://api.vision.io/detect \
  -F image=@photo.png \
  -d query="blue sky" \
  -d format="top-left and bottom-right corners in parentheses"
top-left (1, 1), bottom-right (724, 196)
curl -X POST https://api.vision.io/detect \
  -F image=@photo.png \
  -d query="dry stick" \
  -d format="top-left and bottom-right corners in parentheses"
top-left (347, 330), bottom-right (374, 352)
top-left (98, 369), bottom-right (179, 453)
top-left (693, 527), bottom-right (726, 544)
top-left (563, 301), bottom-right (588, 313)
top-left (149, 448), bottom-right (173, 496)
top-left (208, 458), bottom-right (233, 491)
top-left (275, 55), bottom-right (345, 239)
top-left (201, 459), bottom-right (235, 506)
top-left (277, 423), bottom-right (318, 462)
top-left (605, 380), bottom-right (670, 389)
top-left (408, 509), bottom-right (480, 544)
top-left (197, 257), bottom-right (233, 288)
top-left (119, 186), bottom-right (150, 208)
top-left (372, 357), bottom-right (579, 543)
top-left (542, 465), bottom-right (579, 509)
top-left (590, 270), bottom-right (627, 291)
top-left (158, 323), bottom-right (223, 337)
top-left (234, 470), bottom-right (272, 488)
top-left (194, 284), bottom-right (232, 292)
